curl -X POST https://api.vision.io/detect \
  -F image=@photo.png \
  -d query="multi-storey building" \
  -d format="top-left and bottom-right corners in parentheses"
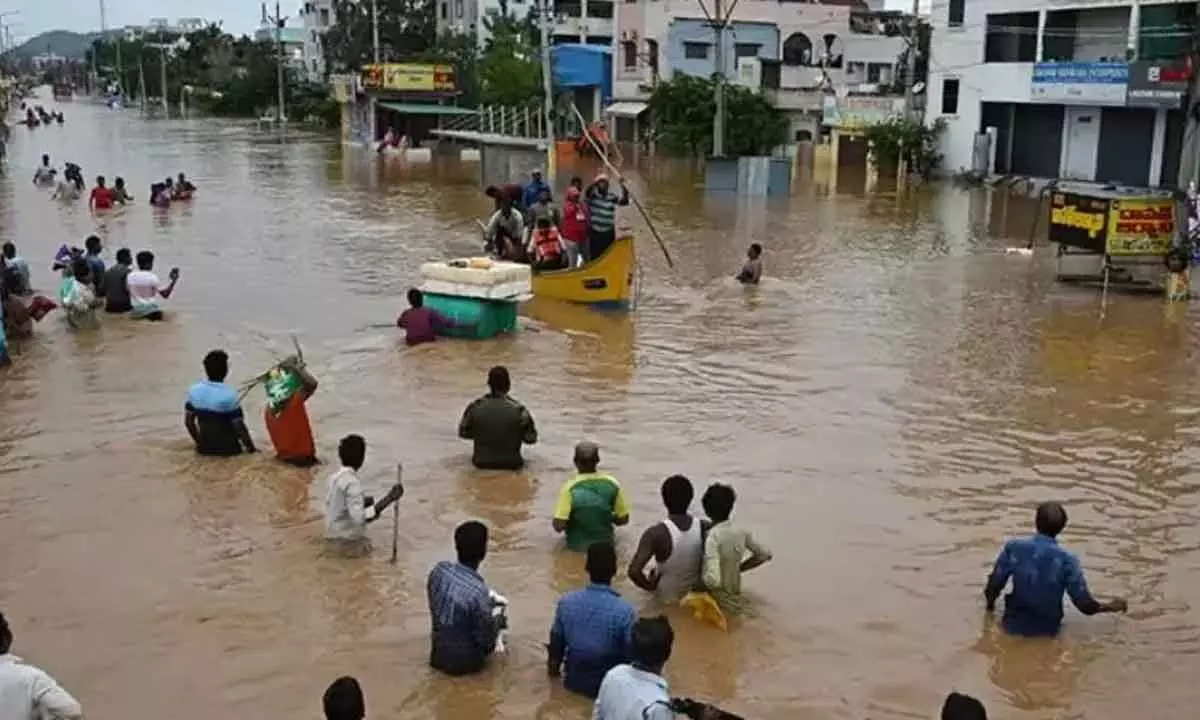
top-left (926, 0), bottom-right (1194, 185)
top-left (437, 0), bottom-right (615, 51)
top-left (611, 0), bottom-right (907, 143)
top-left (300, 0), bottom-right (335, 82)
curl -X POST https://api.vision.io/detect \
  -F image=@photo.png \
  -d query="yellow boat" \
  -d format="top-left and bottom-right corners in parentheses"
top-left (531, 233), bottom-right (635, 306)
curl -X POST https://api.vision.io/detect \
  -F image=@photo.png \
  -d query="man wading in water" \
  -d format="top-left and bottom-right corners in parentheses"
top-left (984, 501), bottom-right (1127, 636)
top-left (458, 366), bottom-right (538, 470)
top-left (627, 475), bottom-right (706, 604)
top-left (323, 434), bottom-right (403, 553)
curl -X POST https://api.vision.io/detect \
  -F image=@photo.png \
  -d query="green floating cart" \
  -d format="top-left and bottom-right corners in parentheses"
top-left (419, 258), bottom-right (531, 340)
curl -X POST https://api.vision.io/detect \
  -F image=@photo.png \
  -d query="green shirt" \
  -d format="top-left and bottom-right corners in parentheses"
top-left (553, 473), bottom-right (631, 551)
top-left (702, 521), bottom-right (772, 615)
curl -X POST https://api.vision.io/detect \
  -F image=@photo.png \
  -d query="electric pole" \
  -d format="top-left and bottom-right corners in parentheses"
top-left (706, 0), bottom-right (728, 156)
top-left (902, 0), bottom-right (920, 118)
top-left (372, 0), bottom-right (380, 63)
top-left (539, 0), bottom-right (555, 185)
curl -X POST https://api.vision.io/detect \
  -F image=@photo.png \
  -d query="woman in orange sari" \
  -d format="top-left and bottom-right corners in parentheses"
top-left (263, 357), bottom-right (320, 467)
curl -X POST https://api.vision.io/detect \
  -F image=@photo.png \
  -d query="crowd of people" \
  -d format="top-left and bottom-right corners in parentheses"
top-left (32, 154), bottom-right (196, 209)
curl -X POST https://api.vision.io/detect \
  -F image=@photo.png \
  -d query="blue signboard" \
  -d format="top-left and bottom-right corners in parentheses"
top-left (1030, 62), bottom-right (1129, 104)
top-left (1032, 62), bottom-right (1129, 84)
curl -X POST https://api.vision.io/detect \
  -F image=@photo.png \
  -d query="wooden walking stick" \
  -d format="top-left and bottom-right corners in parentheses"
top-left (390, 462), bottom-right (402, 564)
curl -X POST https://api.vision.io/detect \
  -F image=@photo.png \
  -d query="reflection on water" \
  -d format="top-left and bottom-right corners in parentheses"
top-left (1, 97), bottom-right (1200, 720)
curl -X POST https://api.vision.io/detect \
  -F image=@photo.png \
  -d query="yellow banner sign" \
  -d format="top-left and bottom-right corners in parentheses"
top-left (361, 64), bottom-right (456, 93)
top-left (1106, 198), bottom-right (1174, 256)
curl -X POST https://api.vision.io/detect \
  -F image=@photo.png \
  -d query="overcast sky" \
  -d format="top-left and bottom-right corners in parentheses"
top-left (12, 0), bottom-right (276, 41)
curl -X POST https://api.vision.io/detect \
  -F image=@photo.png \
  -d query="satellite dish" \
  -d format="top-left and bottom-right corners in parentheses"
top-left (911, 81), bottom-right (926, 95)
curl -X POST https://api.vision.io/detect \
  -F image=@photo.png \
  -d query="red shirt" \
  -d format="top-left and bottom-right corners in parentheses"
top-left (561, 198), bottom-right (589, 242)
top-left (90, 186), bottom-right (114, 209)
top-left (398, 306), bottom-right (451, 345)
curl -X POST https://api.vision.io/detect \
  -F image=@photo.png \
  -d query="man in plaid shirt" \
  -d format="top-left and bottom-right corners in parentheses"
top-left (547, 541), bottom-right (636, 697)
top-left (427, 521), bottom-right (503, 676)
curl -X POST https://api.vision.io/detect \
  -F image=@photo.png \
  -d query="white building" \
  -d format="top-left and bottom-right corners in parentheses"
top-left (437, 0), bottom-right (614, 51)
top-left (926, 0), bottom-right (1192, 186)
top-left (611, 0), bottom-right (907, 142)
top-left (300, 0), bottom-right (335, 82)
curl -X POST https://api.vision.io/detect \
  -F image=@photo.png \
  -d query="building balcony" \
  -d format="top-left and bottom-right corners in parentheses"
top-left (552, 16), bottom-right (614, 40)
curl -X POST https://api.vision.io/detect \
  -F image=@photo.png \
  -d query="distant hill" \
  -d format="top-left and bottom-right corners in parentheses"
top-left (12, 30), bottom-right (107, 60)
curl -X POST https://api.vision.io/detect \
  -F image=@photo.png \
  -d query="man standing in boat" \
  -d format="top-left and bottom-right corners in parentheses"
top-left (584, 175), bottom-right (629, 262)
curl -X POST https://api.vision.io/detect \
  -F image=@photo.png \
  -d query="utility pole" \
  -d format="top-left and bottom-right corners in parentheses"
top-left (276, 0), bottom-right (286, 122)
top-left (902, 0), bottom-right (920, 118)
top-left (539, 0), bottom-right (555, 185)
top-left (371, 0), bottom-right (380, 63)
top-left (159, 32), bottom-right (168, 113)
top-left (707, 0), bottom-right (727, 156)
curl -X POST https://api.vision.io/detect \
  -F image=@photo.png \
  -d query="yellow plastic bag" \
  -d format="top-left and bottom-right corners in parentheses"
top-left (681, 591), bottom-right (728, 631)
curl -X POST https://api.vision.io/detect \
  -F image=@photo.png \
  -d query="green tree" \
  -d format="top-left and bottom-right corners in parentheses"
top-left (418, 31), bottom-right (481, 107)
top-left (323, 0), bottom-right (438, 73)
top-left (648, 74), bottom-right (787, 157)
top-left (477, 0), bottom-right (541, 106)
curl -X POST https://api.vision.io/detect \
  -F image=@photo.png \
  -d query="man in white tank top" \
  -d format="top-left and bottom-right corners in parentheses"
top-left (627, 475), bottom-right (707, 604)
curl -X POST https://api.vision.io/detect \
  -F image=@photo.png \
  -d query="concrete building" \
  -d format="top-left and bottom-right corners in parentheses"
top-left (300, 0), bottom-right (335, 82)
top-left (926, 0), bottom-right (1193, 186)
top-left (610, 0), bottom-right (907, 144)
top-left (438, 0), bottom-right (615, 51)
top-left (255, 23), bottom-right (308, 72)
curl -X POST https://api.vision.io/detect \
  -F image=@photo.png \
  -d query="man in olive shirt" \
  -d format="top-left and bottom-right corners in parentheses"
top-left (102, 248), bottom-right (134, 313)
top-left (458, 366), bottom-right (538, 470)
top-left (553, 442), bottom-right (630, 551)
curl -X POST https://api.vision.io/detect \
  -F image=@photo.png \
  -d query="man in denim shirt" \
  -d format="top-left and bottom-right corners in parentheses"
top-left (547, 541), bottom-right (635, 697)
top-left (427, 521), bottom-right (502, 675)
top-left (984, 502), bottom-right (1127, 636)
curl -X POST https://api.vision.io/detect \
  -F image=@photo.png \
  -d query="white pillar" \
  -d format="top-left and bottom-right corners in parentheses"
top-left (1149, 107), bottom-right (1166, 186)
top-left (1127, 1), bottom-right (1141, 60)
top-left (1036, 9), bottom-right (1047, 62)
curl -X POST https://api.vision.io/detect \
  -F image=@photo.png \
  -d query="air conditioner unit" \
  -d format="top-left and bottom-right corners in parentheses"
top-left (735, 57), bottom-right (761, 89)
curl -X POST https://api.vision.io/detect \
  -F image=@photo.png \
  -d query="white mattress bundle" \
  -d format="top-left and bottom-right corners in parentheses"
top-left (419, 258), bottom-right (532, 300)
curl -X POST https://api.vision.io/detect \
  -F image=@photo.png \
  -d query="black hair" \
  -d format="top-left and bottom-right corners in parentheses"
top-left (407, 288), bottom-right (424, 308)
top-left (0, 611), bottom-right (10, 654)
top-left (487, 366), bottom-right (510, 395)
top-left (338, 434), bottom-right (367, 470)
top-left (116, 248), bottom-right (132, 265)
top-left (569, 176), bottom-right (582, 188)
top-left (323, 676), bottom-right (366, 720)
top-left (41, 154), bottom-right (49, 165)
top-left (85, 235), bottom-right (102, 254)
top-left (586, 540), bottom-right (618, 584)
top-left (631, 616), bottom-right (674, 670)
top-left (749, 243), bottom-right (763, 257)
top-left (536, 217), bottom-right (551, 229)
top-left (203, 350), bottom-right (230, 382)
top-left (454, 520), bottom-right (489, 567)
top-left (701, 483), bottom-right (737, 524)
top-left (574, 442), bottom-right (600, 473)
top-left (71, 257), bottom-right (91, 282)
top-left (1, 242), bottom-right (14, 258)
top-left (1035, 501), bottom-right (1067, 538)
top-left (941, 692), bottom-right (987, 720)
top-left (136, 251), bottom-right (155, 271)
top-left (96, 175), bottom-right (105, 186)
top-left (114, 176), bottom-right (125, 187)
top-left (661, 474), bottom-right (694, 515)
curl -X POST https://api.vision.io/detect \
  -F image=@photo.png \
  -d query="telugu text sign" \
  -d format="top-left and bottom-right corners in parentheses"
top-left (1105, 198), bottom-right (1175, 256)
top-left (361, 64), bottom-right (456, 93)
top-left (1030, 62), bottom-right (1129, 105)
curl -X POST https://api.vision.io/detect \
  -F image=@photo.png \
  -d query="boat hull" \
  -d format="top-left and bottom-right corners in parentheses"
top-left (531, 234), bottom-right (634, 306)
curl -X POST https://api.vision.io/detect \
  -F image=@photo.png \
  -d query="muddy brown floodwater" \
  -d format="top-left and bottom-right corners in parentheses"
top-left (3, 95), bottom-right (1200, 720)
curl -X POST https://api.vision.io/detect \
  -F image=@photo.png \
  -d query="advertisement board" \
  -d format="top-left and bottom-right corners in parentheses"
top-left (1048, 191), bottom-right (1109, 252)
top-left (360, 64), bottom-right (456, 93)
top-left (822, 95), bottom-right (904, 130)
top-left (1105, 198), bottom-right (1174, 256)
top-left (1030, 62), bottom-right (1128, 105)
top-left (1126, 61), bottom-right (1190, 108)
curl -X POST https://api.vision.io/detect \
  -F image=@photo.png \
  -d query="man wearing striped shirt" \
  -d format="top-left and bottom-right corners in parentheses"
top-left (584, 174), bottom-right (629, 262)
top-left (427, 521), bottom-right (504, 676)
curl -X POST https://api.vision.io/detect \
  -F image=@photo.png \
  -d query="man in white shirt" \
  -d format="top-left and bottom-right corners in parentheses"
top-left (126, 250), bottom-right (180, 321)
top-left (324, 434), bottom-right (403, 544)
top-left (593, 616), bottom-right (674, 720)
top-left (0, 612), bottom-right (83, 720)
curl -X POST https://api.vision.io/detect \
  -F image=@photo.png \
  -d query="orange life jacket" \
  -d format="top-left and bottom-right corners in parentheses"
top-left (533, 227), bottom-right (563, 260)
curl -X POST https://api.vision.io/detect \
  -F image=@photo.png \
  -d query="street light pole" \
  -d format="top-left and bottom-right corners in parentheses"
top-left (275, 0), bottom-right (287, 123)
top-left (708, 0), bottom-right (726, 157)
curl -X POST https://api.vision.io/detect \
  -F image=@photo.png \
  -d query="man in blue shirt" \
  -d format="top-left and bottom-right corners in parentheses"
top-left (427, 521), bottom-right (503, 676)
top-left (522, 170), bottom-right (550, 210)
top-left (547, 540), bottom-right (635, 698)
top-left (184, 350), bottom-right (257, 457)
top-left (984, 501), bottom-right (1126, 636)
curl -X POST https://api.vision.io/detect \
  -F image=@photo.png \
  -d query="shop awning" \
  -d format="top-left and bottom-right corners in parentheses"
top-left (605, 101), bottom-right (649, 117)
top-left (377, 102), bottom-right (478, 116)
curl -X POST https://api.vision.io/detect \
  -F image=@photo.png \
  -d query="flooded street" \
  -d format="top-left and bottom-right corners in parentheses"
top-left (3, 96), bottom-right (1200, 719)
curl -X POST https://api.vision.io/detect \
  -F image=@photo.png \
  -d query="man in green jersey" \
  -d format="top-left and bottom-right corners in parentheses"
top-left (553, 442), bottom-right (631, 551)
